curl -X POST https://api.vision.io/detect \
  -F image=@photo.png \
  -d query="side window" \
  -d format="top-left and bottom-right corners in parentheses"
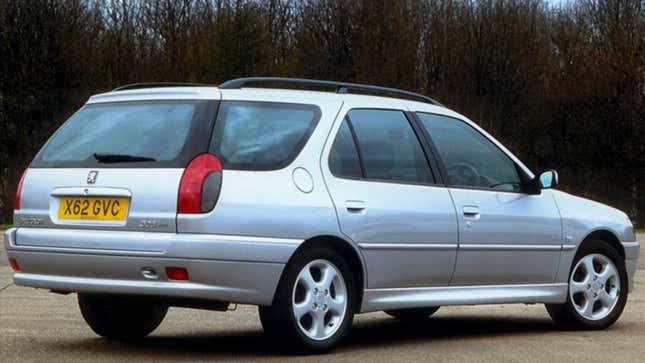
top-left (417, 113), bottom-right (521, 192)
top-left (330, 109), bottom-right (433, 184)
top-left (210, 101), bottom-right (320, 170)
top-left (329, 121), bottom-right (362, 178)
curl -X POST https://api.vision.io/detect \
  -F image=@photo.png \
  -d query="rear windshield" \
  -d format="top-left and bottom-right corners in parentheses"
top-left (32, 100), bottom-right (217, 168)
top-left (209, 101), bottom-right (320, 170)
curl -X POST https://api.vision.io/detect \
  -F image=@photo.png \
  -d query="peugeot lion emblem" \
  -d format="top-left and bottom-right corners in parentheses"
top-left (87, 170), bottom-right (99, 184)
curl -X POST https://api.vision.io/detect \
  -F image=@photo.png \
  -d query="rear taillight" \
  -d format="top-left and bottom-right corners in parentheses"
top-left (14, 166), bottom-right (28, 210)
top-left (178, 153), bottom-right (222, 214)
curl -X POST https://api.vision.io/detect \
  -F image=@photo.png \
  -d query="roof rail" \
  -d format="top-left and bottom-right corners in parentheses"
top-left (218, 77), bottom-right (442, 106)
top-left (112, 82), bottom-right (213, 92)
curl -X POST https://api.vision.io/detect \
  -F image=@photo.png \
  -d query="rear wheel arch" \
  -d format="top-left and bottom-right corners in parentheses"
top-left (281, 235), bottom-right (366, 310)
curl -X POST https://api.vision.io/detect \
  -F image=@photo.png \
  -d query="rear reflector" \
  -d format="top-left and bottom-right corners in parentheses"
top-left (178, 154), bottom-right (222, 214)
top-left (166, 267), bottom-right (189, 280)
top-left (14, 166), bottom-right (29, 210)
top-left (9, 258), bottom-right (21, 271)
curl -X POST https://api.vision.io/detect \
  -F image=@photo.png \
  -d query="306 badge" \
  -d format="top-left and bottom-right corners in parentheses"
top-left (58, 197), bottom-right (129, 220)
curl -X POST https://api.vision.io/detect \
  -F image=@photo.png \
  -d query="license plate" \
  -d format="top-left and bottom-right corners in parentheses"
top-left (58, 197), bottom-right (129, 220)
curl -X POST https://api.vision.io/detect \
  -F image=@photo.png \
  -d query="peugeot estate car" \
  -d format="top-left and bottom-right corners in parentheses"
top-left (4, 77), bottom-right (639, 352)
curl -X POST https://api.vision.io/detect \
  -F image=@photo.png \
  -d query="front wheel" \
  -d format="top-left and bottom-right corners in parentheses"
top-left (78, 294), bottom-right (168, 340)
top-left (259, 247), bottom-right (356, 352)
top-left (546, 240), bottom-right (628, 330)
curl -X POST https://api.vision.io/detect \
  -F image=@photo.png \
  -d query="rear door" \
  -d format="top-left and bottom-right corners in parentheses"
top-left (15, 97), bottom-right (219, 239)
top-left (322, 102), bottom-right (458, 288)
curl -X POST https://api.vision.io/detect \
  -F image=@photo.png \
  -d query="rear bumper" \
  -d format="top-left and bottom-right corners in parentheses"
top-left (4, 228), bottom-right (301, 306)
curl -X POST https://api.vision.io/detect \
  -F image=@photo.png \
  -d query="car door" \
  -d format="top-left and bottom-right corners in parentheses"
top-left (322, 105), bottom-right (459, 289)
top-left (415, 112), bottom-right (562, 285)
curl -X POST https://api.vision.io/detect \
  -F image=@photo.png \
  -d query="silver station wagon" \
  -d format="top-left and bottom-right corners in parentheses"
top-left (4, 77), bottom-right (639, 352)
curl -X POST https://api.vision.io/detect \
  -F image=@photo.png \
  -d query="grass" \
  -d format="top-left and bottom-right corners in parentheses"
top-left (0, 224), bottom-right (12, 230)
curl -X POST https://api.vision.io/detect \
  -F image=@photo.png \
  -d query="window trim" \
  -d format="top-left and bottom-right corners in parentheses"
top-left (209, 100), bottom-right (322, 171)
top-left (344, 114), bottom-right (367, 178)
top-left (327, 107), bottom-right (442, 187)
top-left (413, 111), bottom-right (533, 195)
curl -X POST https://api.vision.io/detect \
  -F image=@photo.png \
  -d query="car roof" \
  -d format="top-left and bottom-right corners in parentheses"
top-left (89, 77), bottom-right (443, 108)
top-left (86, 82), bottom-right (534, 179)
top-left (88, 85), bottom-right (448, 111)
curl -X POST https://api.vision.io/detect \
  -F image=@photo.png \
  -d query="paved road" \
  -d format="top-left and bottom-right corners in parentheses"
top-left (0, 233), bottom-right (643, 362)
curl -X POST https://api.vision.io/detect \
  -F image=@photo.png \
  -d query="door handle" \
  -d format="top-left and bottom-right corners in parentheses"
top-left (345, 200), bottom-right (366, 212)
top-left (462, 206), bottom-right (480, 217)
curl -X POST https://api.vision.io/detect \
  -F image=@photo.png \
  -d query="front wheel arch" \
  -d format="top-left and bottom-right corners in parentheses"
top-left (579, 230), bottom-right (625, 259)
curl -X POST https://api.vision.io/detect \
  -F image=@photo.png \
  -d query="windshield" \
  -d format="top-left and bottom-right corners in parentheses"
top-left (32, 100), bottom-right (217, 168)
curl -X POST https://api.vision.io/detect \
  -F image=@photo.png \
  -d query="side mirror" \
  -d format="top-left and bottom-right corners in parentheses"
top-left (538, 170), bottom-right (559, 189)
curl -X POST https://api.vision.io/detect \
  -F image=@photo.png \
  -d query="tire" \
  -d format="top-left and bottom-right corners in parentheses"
top-left (258, 246), bottom-right (356, 353)
top-left (546, 239), bottom-right (628, 330)
top-left (384, 306), bottom-right (440, 320)
top-left (78, 294), bottom-right (168, 340)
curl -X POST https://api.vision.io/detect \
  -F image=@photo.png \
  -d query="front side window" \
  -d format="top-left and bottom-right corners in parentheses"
top-left (417, 113), bottom-right (521, 191)
top-left (329, 109), bottom-right (434, 184)
top-left (210, 101), bottom-right (320, 170)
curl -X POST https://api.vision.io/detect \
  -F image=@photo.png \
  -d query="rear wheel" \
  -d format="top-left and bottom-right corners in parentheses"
top-left (259, 247), bottom-right (356, 352)
top-left (384, 306), bottom-right (440, 320)
top-left (78, 294), bottom-right (168, 340)
top-left (546, 240), bottom-right (628, 330)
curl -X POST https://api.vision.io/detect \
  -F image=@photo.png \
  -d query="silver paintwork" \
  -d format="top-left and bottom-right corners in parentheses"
top-left (5, 228), bottom-right (289, 305)
top-left (15, 168), bottom-right (183, 233)
top-left (320, 97), bottom-right (459, 289)
top-left (550, 189), bottom-right (639, 291)
top-left (448, 188), bottom-right (562, 285)
top-left (5, 86), bottom-right (639, 315)
top-left (292, 259), bottom-right (348, 340)
top-left (10, 228), bottom-right (299, 263)
top-left (361, 283), bottom-right (568, 312)
top-left (569, 253), bottom-right (620, 320)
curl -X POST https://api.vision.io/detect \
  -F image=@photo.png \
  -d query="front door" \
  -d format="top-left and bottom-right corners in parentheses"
top-left (416, 112), bottom-right (562, 285)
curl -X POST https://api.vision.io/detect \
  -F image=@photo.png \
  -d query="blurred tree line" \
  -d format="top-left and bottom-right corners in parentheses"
top-left (0, 0), bottom-right (643, 225)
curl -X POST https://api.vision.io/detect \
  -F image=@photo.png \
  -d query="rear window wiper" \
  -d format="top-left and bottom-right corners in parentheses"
top-left (93, 153), bottom-right (157, 163)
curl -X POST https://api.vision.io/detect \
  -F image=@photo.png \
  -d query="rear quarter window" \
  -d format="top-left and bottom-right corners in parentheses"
top-left (209, 101), bottom-right (321, 170)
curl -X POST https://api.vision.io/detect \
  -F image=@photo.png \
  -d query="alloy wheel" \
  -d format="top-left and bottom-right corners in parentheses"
top-left (291, 259), bottom-right (348, 341)
top-left (569, 253), bottom-right (620, 321)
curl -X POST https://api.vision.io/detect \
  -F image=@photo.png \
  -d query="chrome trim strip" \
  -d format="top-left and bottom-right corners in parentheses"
top-left (174, 233), bottom-right (302, 245)
top-left (359, 243), bottom-right (457, 251)
top-left (358, 243), bottom-right (565, 251)
top-left (361, 283), bottom-right (568, 312)
top-left (13, 228), bottom-right (302, 247)
top-left (7, 244), bottom-right (164, 256)
top-left (51, 187), bottom-right (132, 197)
top-left (562, 244), bottom-right (577, 251)
top-left (9, 228), bottom-right (302, 263)
top-left (459, 244), bottom-right (562, 251)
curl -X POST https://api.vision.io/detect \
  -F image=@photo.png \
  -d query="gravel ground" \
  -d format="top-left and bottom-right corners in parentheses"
top-left (0, 233), bottom-right (643, 362)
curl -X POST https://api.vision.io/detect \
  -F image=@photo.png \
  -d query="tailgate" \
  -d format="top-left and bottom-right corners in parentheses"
top-left (14, 98), bottom-right (220, 235)
top-left (15, 168), bottom-right (184, 233)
